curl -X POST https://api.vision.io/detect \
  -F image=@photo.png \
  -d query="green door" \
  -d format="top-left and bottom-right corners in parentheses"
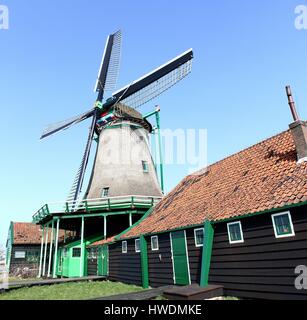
top-left (170, 230), bottom-right (190, 285)
top-left (98, 245), bottom-right (108, 276)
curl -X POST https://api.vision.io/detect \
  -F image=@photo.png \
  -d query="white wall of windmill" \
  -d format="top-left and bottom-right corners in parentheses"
top-left (85, 120), bottom-right (162, 199)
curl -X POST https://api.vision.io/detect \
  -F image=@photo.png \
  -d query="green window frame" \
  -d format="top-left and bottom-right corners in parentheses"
top-left (194, 228), bottom-right (204, 247)
top-left (135, 239), bottom-right (140, 253)
top-left (142, 161), bottom-right (149, 172)
top-left (227, 221), bottom-right (244, 244)
top-left (122, 241), bottom-right (127, 254)
top-left (271, 211), bottom-right (295, 238)
top-left (151, 236), bottom-right (159, 251)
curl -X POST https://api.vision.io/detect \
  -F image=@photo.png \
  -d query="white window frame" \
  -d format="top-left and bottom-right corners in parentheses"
top-left (135, 239), bottom-right (140, 253)
top-left (151, 236), bottom-right (159, 251)
top-left (14, 251), bottom-right (26, 259)
top-left (194, 228), bottom-right (204, 247)
top-left (227, 221), bottom-right (244, 244)
top-left (271, 211), bottom-right (295, 239)
top-left (122, 241), bottom-right (127, 254)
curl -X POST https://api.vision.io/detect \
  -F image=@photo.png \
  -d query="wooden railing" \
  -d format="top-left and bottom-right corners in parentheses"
top-left (32, 195), bottom-right (162, 223)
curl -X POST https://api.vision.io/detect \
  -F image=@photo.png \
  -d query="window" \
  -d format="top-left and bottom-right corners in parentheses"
top-left (63, 248), bottom-right (68, 258)
top-left (135, 239), bottom-right (140, 253)
top-left (194, 228), bottom-right (204, 247)
top-left (72, 248), bottom-right (81, 258)
top-left (151, 236), bottom-right (159, 251)
top-left (122, 241), bottom-right (127, 253)
top-left (142, 161), bottom-right (149, 172)
top-left (101, 187), bottom-right (109, 197)
top-left (227, 221), bottom-right (244, 244)
top-left (14, 251), bottom-right (26, 259)
top-left (272, 211), bottom-right (295, 238)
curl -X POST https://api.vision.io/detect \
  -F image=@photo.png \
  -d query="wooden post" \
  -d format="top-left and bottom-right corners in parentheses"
top-left (200, 220), bottom-right (214, 287)
top-left (80, 216), bottom-right (85, 277)
top-left (104, 215), bottom-right (107, 239)
top-left (52, 218), bottom-right (60, 278)
top-left (140, 236), bottom-right (149, 289)
top-left (42, 223), bottom-right (49, 276)
top-left (38, 225), bottom-right (45, 278)
top-left (47, 220), bottom-right (54, 277)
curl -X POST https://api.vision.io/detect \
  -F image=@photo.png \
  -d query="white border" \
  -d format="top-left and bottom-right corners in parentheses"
top-left (151, 236), bottom-right (159, 251)
top-left (194, 228), bottom-right (204, 247)
top-left (227, 221), bottom-right (244, 244)
top-left (271, 211), bottom-right (295, 238)
top-left (135, 239), bottom-right (140, 253)
top-left (122, 240), bottom-right (127, 253)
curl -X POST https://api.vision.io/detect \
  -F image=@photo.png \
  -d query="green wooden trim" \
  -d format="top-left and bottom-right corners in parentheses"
top-left (140, 235), bottom-right (149, 289)
top-left (115, 206), bottom-right (154, 241)
top-left (52, 210), bottom-right (140, 220)
top-left (200, 220), bottom-right (214, 287)
top-left (211, 200), bottom-right (307, 224)
top-left (120, 200), bottom-right (307, 241)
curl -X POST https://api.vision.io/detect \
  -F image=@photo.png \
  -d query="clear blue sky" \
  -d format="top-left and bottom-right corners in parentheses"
top-left (1, 0), bottom-right (307, 246)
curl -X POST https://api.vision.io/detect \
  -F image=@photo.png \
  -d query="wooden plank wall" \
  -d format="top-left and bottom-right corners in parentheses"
top-left (209, 206), bottom-right (307, 300)
top-left (108, 240), bottom-right (142, 286)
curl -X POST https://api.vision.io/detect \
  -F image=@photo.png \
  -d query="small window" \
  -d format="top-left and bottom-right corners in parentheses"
top-left (227, 221), bottom-right (244, 244)
top-left (194, 228), bottom-right (204, 247)
top-left (151, 236), bottom-right (159, 251)
top-left (272, 212), bottom-right (295, 238)
top-left (135, 239), bottom-right (140, 253)
top-left (101, 187), bottom-right (109, 197)
top-left (72, 248), bottom-right (81, 258)
top-left (63, 248), bottom-right (68, 258)
top-left (142, 161), bottom-right (149, 172)
top-left (122, 241), bottom-right (127, 253)
top-left (14, 251), bottom-right (26, 259)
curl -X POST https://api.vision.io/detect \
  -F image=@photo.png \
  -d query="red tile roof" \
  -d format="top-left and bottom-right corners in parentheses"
top-left (88, 236), bottom-right (115, 247)
top-left (12, 222), bottom-right (67, 245)
top-left (122, 129), bottom-right (307, 239)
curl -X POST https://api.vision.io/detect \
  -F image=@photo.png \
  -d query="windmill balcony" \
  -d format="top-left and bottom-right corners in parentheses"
top-left (32, 195), bottom-right (162, 224)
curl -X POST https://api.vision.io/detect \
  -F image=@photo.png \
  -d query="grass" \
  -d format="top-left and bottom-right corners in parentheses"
top-left (0, 280), bottom-right (144, 300)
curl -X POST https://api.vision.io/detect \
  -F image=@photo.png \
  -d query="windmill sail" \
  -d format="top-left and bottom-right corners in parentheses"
top-left (67, 112), bottom-right (98, 207)
top-left (40, 108), bottom-right (95, 140)
top-left (111, 48), bottom-right (193, 109)
top-left (95, 30), bottom-right (122, 99)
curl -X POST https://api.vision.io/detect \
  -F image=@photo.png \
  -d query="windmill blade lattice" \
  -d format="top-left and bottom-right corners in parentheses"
top-left (40, 108), bottom-right (95, 140)
top-left (111, 48), bottom-right (193, 109)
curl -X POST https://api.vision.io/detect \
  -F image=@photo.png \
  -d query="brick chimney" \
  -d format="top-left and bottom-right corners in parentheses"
top-left (286, 86), bottom-right (307, 163)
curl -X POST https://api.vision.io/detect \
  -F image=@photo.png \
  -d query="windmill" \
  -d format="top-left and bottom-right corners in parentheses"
top-left (40, 30), bottom-right (193, 207)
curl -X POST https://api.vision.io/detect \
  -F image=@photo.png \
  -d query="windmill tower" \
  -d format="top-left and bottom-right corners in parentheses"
top-left (35, 30), bottom-right (193, 278)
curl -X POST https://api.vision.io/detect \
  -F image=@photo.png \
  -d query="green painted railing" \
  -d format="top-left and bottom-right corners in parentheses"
top-left (32, 196), bottom-right (162, 224)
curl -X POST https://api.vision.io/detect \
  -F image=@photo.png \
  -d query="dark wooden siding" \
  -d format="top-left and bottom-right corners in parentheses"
top-left (10, 245), bottom-right (42, 277)
top-left (186, 228), bottom-right (202, 284)
top-left (108, 240), bottom-right (142, 286)
top-left (87, 247), bottom-right (98, 276)
top-left (147, 233), bottom-right (174, 288)
top-left (209, 206), bottom-right (307, 300)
